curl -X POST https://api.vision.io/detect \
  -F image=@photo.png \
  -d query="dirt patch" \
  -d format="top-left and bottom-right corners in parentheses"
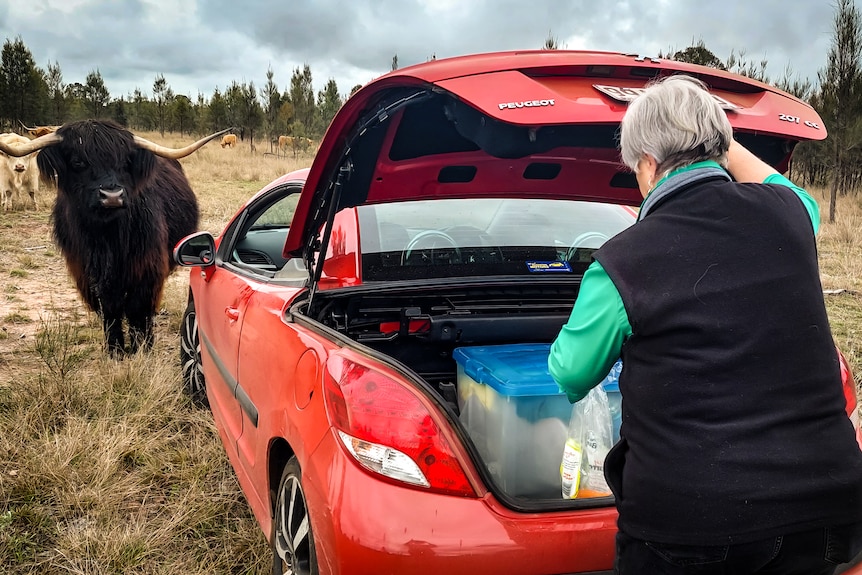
top-left (0, 209), bottom-right (90, 356)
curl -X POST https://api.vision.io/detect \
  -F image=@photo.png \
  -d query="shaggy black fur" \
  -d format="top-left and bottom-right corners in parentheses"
top-left (37, 119), bottom-right (199, 357)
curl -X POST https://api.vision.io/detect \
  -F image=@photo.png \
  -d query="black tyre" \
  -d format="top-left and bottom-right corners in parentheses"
top-left (272, 458), bottom-right (318, 575)
top-left (179, 297), bottom-right (208, 408)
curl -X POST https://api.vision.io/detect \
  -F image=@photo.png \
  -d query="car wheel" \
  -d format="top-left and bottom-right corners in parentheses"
top-left (179, 297), bottom-right (208, 408)
top-left (272, 458), bottom-right (318, 575)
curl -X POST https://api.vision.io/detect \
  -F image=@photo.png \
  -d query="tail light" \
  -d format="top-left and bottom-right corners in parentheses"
top-left (324, 354), bottom-right (475, 497)
top-left (838, 351), bottom-right (861, 448)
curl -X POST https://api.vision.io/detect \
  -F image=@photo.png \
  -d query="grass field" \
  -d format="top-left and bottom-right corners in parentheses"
top-left (0, 134), bottom-right (308, 575)
top-left (0, 131), bottom-right (860, 574)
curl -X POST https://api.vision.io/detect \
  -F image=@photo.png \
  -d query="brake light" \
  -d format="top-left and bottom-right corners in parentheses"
top-left (839, 352), bottom-right (857, 416)
top-left (324, 354), bottom-right (475, 497)
top-left (838, 351), bottom-right (861, 447)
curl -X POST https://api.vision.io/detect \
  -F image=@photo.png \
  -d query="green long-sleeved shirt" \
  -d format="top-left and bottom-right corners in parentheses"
top-left (548, 161), bottom-right (819, 402)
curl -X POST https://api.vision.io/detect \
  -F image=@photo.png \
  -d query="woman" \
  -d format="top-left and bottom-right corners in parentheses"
top-left (549, 75), bottom-right (862, 574)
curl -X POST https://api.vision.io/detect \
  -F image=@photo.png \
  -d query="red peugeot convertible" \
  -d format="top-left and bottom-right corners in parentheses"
top-left (174, 50), bottom-right (857, 575)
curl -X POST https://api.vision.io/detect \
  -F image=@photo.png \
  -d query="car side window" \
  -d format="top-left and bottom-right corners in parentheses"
top-left (224, 187), bottom-right (301, 274)
top-left (249, 195), bottom-right (296, 229)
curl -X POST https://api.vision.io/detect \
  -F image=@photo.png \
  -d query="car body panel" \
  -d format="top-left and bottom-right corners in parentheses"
top-left (302, 430), bottom-right (617, 575)
top-left (318, 208), bottom-right (362, 290)
top-left (436, 71), bottom-right (822, 139)
top-left (195, 267), bottom-right (254, 447)
top-left (234, 287), bottom-right (331, 527)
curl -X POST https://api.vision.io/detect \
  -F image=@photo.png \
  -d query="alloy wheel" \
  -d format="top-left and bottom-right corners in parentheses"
top-left (273, 459), bottom-right (317, 575)
top-left (179, 300), bottom-right (208, 407)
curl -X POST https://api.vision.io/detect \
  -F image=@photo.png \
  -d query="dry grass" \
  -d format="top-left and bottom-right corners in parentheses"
top-left (0, 347), bottom-right (271, 574)
top-left (0, 133), bottom-right (314, 574)
top-left (815, 187), bottom-right (862, 383)
top-left (0, 133), bottom-right (860, 573)
top-left (165, 132), bottom-right (310, 233)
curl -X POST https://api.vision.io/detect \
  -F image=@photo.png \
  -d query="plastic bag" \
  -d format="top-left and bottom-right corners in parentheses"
top-left (561, 384), bottom-right (613, 499)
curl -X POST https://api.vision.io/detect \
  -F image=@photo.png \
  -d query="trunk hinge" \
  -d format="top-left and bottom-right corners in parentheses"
top-left (306, 159), bottom-right (353, 311)
top-left (304, 89), bottom-right (432, 312)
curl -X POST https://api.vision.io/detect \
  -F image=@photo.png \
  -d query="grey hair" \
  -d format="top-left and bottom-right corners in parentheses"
top-left (619, 75), bottom-right (733, 177)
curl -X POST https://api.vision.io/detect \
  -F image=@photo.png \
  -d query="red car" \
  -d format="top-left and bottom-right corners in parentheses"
top-left (174, 51), bottom-right (855, 574)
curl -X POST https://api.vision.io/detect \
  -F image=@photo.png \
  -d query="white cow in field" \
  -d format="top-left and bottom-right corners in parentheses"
top-left (0, 133), bottom-right (41, 211)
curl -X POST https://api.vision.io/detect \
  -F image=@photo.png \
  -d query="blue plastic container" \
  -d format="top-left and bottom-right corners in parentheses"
top-left (454, 343), bottom-right (621, 498)
top-left (454, 343), bottom-right (573, 421)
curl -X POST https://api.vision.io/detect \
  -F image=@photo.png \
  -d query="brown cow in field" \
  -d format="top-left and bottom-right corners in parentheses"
top-left (276, 135), bottom-right (317, 157)
top-left (277, 135), bottom-right (292, 154)
top-left (0, 120), bottom-right (229, 356)
top-left (0, 132), bottom-right (40, 211)
top-left (20, 121), bottom-right (59, 138)
top-left (221, 134), bottom-right (237, 148)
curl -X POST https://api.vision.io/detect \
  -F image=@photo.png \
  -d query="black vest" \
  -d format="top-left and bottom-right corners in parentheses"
top-left (595, 176), bottom-right (862, 545)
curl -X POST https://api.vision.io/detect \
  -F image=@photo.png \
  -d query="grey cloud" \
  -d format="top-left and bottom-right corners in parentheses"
top-left (197, 0), bottom-right (606, 74)
top-left (0, 0), bottom-right (837, 102)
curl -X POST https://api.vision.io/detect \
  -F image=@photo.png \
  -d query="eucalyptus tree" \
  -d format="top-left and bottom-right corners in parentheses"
top-left (819, 0), bottom-right (862, 220)
top-left (84, 69), bottom-right (109, 117)
top-left (0, 36), bottom-right (46, 126)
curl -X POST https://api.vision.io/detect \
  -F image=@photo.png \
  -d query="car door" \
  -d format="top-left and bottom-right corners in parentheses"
top-left (225, 185), bottom-right (305, 454)
top-left (232, 191), bottom-right (338, 515)
top-left (197, 184), bottom-right (302, 462)
top-left (194, 258), bottom-right (255, 460)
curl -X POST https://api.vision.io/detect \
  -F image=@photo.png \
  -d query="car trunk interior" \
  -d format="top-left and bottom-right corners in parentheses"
top-left (302, 84), bottom-right (799, 417)
top-left (290, 75), bottom-right (805, 504)
top-left (300, 281), bottom-right (594, 505)
top-left (308, 281), bottom-right (578, 400)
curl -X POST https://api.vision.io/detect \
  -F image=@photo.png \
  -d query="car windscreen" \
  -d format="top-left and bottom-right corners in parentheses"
top-left (357, 198), bottom-right (635, 281)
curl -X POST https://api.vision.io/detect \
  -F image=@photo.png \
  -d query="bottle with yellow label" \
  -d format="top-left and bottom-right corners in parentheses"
top-left (561, 438), bottom-right (582, 499)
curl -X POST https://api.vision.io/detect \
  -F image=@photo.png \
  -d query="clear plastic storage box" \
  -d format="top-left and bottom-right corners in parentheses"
top-left (454, 344), bottom-right (621, 498)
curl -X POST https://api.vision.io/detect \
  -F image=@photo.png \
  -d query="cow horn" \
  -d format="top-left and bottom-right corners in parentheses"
top-left (0, 131), bottom-right (63, 156)
top-left (133, 127), bottom-right (235, 160)
top-left (18, 120), bottom-right (36, 132)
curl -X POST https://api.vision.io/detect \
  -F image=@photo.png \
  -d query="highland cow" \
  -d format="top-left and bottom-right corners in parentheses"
top-left (0, 120), bottom-right (229, 356)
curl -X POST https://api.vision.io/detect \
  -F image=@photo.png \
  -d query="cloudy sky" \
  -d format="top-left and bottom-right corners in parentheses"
top-left (3, 0), bottom-right (836, 101)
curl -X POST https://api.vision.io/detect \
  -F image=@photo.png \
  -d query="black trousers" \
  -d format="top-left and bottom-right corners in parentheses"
top-left (615, 522), bottom-right (862, 575)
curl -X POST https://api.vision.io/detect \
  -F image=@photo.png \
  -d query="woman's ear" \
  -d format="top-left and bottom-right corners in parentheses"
top-left (643, 153), bottom-right (659, 182)
top-left (636, 153), bottom-right (659, 197)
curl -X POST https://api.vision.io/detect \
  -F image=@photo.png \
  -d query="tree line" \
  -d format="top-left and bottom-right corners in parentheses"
top-left (0, 36), bottom-right (356, 153)
top-left (547, 0), bottom-right (862, 221)
top-left (658, 0), bottom-right (862, 222)
top-left (2, 1), bottom-right (861, 218)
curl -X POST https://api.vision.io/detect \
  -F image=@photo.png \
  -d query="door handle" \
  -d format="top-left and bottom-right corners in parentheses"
top-left (225, 307), bottom-right (240, 321)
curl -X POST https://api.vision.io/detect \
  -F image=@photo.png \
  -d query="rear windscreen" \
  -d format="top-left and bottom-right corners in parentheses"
top-left (358, 198), bottom-right (635, 281)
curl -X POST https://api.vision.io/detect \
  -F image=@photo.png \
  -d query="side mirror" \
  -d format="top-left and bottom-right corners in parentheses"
top-left (174, 231), bottom-right (216, 267)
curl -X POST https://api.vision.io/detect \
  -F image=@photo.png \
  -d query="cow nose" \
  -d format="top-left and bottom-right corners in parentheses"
top-left (99, 187), bottom-right (125, 208)
top-left (14, 163), bottom-right (25, 172)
